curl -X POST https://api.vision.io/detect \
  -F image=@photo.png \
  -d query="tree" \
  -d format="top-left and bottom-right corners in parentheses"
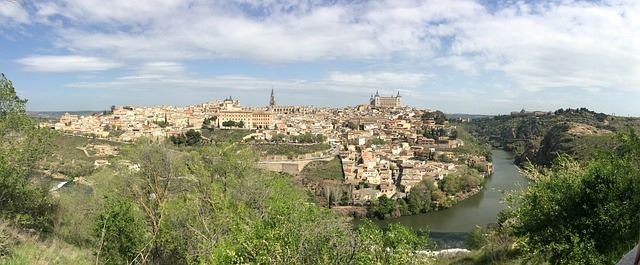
top-left (406, 180), bottom-right (435, 214)
top-left (128, 144), bottom-right (180, 264)
top-left (354, 220), bottom-right (431, 264)
top-left (508, 129), bottom-right (640, 264)
top-left (184, 129), bottom-right (201, 146)
top-left (450, 129), bottom-right (459, 140)
top-left (271, 133), bottom-right (287, 143)
top-left (372, 195), bottom-right (396, 219)
top-left (170, 130), bottom-right (201, 146)
top-left (0, 74), bottom-right (57, 232)
top-left (95, 196), bottom-right (147, 265)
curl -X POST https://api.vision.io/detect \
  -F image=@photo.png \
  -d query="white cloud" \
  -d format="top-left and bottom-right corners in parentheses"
top-left (444, 0), bottom-right (640, 91)
top-left (33, 0), bottom-right (640, 93)
top-left (40, 0), bottom-right (482, 61)
top-left (66, 68), bottom-right (428, 98)
top-left (16, 55), bottom-right (122, 72)
top-left (0, 1), bottom-right (29, 25)
top-left (6, 0), bottom-right (640, 100)
top-left (328, 71), bottom-right (428, 90)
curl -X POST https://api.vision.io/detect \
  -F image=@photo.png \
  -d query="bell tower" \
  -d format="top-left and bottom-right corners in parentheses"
top-left (269, 88), bottom-right (276, 107)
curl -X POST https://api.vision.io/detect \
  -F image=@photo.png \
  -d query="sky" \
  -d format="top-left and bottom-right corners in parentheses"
top-left (1, 0), bottom-right (640, 115)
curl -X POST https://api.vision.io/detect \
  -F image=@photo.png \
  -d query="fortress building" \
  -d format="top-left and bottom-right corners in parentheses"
top-left (370, 90), bottom-right (402, 108)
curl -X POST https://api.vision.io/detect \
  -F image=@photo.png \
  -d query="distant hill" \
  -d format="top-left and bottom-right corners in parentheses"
top-left (446, 113), bottom-right (495, 121)
top-left (27, 111), bottom-right (101, 121)
top-left (467, 108), bottom-right (640, 166)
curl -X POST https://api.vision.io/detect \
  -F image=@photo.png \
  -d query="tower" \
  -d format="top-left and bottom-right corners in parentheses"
top-left (269, 88), bottom-right (276, 107)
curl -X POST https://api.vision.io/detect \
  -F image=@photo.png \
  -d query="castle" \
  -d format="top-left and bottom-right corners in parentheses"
top-left (370, 90), bottom-right (402, 108)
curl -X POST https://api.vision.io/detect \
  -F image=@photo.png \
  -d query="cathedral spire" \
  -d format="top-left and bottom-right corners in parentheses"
top-left (375, 90), bottom-right (379, 97)
top-left (269, 88), bottom-right (276, 107)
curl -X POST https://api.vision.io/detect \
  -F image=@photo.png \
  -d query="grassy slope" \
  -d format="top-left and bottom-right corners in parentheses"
top-left (300, 157), bottom-right (343, 181)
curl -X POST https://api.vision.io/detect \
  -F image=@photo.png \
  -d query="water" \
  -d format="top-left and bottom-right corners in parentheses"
top-left (50, 180), bottom-right (70, 192)
top-left (372, 149), bottom-right (530, 247)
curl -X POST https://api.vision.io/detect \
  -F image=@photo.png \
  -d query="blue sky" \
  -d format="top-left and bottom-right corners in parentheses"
top-left (1, 0), bottom-right (640, 115)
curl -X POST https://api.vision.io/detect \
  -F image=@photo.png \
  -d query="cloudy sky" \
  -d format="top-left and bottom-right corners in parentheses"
top-left (1, 0), bottom-right (639, 115)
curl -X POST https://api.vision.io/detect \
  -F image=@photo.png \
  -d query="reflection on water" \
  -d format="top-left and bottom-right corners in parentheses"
top-left (369, 149), bottom-right (530, 248)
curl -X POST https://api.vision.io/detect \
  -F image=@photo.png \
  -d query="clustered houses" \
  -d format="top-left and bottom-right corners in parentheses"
top-left (322, 103), bottom-right (476, 205)
top-left (53, 104), bottom-right (209, 141)
top-left (49, 91), bottom-right (312, 142)
top-left (48, 90), bottom-right (490, 206)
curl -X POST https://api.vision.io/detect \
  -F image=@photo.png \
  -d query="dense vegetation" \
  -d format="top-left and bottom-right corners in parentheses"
top-left (0, 74), bottom-right (57, 233)
top-left (445, 129), bottom-right (640, 265)
top-left (504, 129), bottom-right (640, 264)
top-left (169, 129), bottom-right (202, 146)
top-left (468, 108), bottom-right (639, 166)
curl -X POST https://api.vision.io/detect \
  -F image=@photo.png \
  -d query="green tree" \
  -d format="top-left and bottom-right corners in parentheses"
top-left (95, 196), bottom-right (147, 265)
top-left (128, 144), bottom-right (182, 264)
top-left (0, 74), bottom-right (57, 232)
top-left (406, 180), bottom-right (435, 214)
top-left (508, 129), bottom-right (640, 264)
top-left (184, 129), bottom-right (201, 146)
top-left (354, 220), bottom-right (431, 264)
top-left (372, 195), bottom-right (396, 219)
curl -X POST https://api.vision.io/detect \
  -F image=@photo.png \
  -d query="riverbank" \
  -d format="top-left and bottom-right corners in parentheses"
top-left (358, 149), bottom-right (529, 250)
top-left (331, 186), bottom-right (484, 220)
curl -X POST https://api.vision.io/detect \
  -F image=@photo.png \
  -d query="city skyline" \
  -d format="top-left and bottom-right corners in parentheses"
top-left (1, 0), bottom-right (640, 115)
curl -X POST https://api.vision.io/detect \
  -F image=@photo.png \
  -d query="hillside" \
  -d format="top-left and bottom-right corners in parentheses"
top-left (468, 108), bottom-right (639, 166)
top-left (533, 122), bottom-right (615, 166)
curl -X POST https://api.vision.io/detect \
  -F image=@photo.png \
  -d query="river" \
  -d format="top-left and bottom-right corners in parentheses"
top-left (372, 149), bottom-right (530, 247)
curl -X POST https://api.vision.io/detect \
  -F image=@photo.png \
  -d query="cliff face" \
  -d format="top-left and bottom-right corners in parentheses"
top-left (468, 108), bottom-right (633, 166)
top-left (534, 122), bottom-right (614, 166)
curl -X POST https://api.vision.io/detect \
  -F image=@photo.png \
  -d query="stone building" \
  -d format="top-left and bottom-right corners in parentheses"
top-left (268, 89), bottom-right (308, 114)
top-left (370, 90), bottom-right (402, 108)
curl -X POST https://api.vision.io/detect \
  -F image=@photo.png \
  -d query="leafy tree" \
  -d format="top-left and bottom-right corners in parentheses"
top-left (405, 180), bottom-right (435, 214)
top-left (422, 110), bottom-right (447, 125)
top-left (508, 129), bottom-right (640, 264)
top-left (271, 133), bottom-right (287, 143)
top-left (354, 220), bottom-right (431, 264)
top-left (441, 166), bottom-right (483, 194)
top-left (369, 137), bottom-right (386, 146)
top-left (450, 129), bottom-right (459, 139)
top-left (371, 195), bottom-right (396, 219)
top-left (170, 129), bottom-right (201, 146)
top-left (128, 144), bottom-right (182, 264)
top-left (184, 129), bottom-right (201, 146)
top-left (154, 120), bottom-right (169, 128)
top-left (0, 74), bottom-right (57, 232)
top-left (95, 196), bottom-right (147, 265)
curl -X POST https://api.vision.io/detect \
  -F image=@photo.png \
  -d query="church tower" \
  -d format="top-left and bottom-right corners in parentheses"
top-left (269, 88), bottom-right (276, 107)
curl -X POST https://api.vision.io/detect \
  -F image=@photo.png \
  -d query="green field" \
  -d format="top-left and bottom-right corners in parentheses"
top-left (300, 157), bottom-right (344, 181)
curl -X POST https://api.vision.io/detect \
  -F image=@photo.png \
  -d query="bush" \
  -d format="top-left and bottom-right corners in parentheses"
top-left (509, 129), bottom-right (640, 264)
top-left (95, 196), bottom-right (147, 265)
top-left (57, 160), bottom-right (95, 178)
top-left (0, 223), bottom-right (13, 257)
top-left (170, 129), bottom-right (201, 146)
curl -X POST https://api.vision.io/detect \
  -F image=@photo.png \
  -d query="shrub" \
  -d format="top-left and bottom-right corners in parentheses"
top-left (94, 196), bottom-right (147, 265)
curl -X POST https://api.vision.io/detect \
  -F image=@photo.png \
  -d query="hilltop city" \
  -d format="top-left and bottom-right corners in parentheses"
top-left (43, 90), bottom-right (491, 208)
